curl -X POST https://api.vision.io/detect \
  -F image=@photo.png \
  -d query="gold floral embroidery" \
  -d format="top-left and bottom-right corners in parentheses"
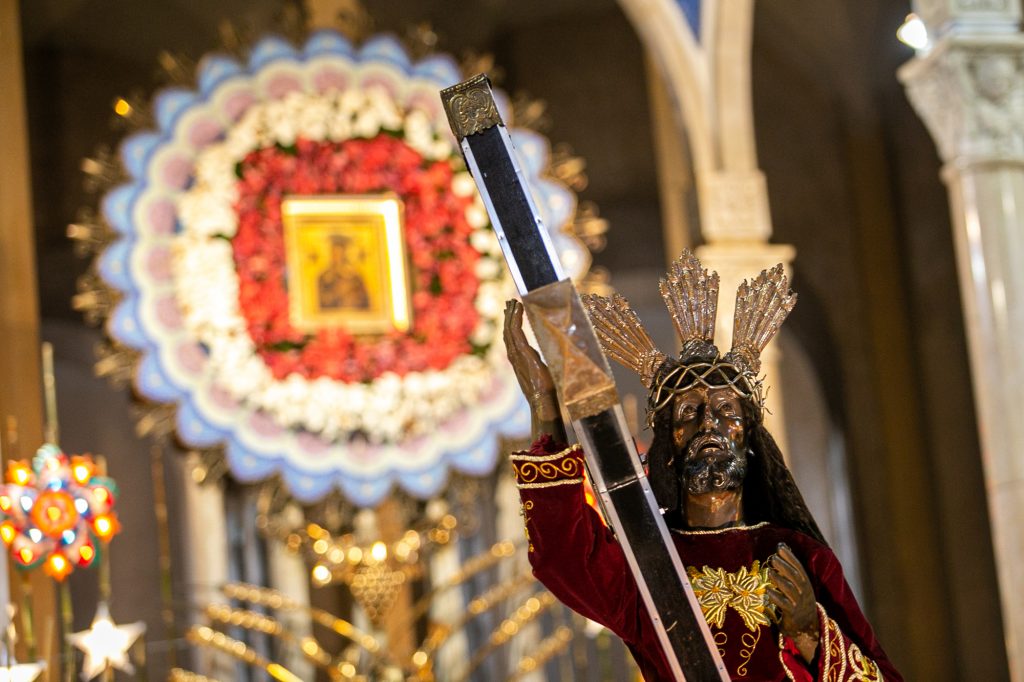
top-left (737, 628), bottom-right (762, 677)
top-left (521, 500), bottom-right (535, 553)
top-left (713, 630), bottom-right (728, 659)
top-left (686, 560), bottom-right (773, 631)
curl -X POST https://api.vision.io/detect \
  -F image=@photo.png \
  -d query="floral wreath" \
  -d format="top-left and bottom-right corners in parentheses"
top-left (89, 32), bottom-right (593, 504)
top-left (175, 87), bottom-right (507, 444)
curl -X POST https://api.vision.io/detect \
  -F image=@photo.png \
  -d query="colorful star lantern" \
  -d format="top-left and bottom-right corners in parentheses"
top-left (0, 444), bottom-right (120, 580)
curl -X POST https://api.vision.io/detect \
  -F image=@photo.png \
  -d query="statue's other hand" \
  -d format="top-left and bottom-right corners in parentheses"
top-left (767, 543), bottom-right (819, 663)
top-left (503, 299), bottom-right (558, 418)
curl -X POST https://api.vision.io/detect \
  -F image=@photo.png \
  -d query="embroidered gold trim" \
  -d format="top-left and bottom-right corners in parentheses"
top-left (778, 603), bottom-right (884, 682)
top-left (513, 455), bottom-right (584, 485)
top-left (777, 633), bottom-right (798, 682)
top-left (521, 500), bottom-right (535, 552)
top-left (673, 521), bottom-right (768, 536)
top-left (516, 478), bottom-right (584, 490)
top-left (509, 444), bottom-right (582, 463)
top-left (685, 559), bottom-right (772, 631)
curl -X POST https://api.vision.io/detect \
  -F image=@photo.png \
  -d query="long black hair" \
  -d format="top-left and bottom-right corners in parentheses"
top-left (646, 364), bottom-right (827, 545)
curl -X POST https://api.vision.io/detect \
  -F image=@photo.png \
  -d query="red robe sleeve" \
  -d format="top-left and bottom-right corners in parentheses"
top-left (510, 436), bottom-right (676, 681)
top-left (511, 435), bottom-right (645, 640)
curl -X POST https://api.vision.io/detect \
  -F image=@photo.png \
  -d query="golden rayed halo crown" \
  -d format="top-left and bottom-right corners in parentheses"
top-left (581, 250), bottom-right (796, 414)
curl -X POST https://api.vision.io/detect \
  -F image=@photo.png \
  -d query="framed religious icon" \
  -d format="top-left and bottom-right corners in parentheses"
top-left (282, 194), bottom-right (412, 335)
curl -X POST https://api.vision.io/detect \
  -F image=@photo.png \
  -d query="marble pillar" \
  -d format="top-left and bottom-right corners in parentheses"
top-left (900, 3), bottom-right (1024, 676)
top-left (697, 168), bottom-right (796, 455)
top-left (177, 457), bottom-right (234, 679)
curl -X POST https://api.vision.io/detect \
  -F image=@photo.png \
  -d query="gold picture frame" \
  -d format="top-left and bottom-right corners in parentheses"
top-left (282, 194), bottom-right (412, 335)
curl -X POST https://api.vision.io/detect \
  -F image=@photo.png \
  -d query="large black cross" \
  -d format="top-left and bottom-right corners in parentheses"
top-left (440, 75), bottom-right (728, 681)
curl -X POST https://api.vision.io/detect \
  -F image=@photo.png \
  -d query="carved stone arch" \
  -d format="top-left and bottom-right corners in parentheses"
top-left (615, 0), bottom-right (715, 174)
top-left (614, 0), bottom-right (759, 175)
top-left (616, 0), bottom-right (772, 248)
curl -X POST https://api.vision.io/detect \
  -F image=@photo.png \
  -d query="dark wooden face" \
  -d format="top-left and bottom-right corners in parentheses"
top-left (671, 385), bottom-right (748, 465)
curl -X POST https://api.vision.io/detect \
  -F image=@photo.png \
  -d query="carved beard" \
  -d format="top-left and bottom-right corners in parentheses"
top-left (682, 434), bottom-right (747, 495)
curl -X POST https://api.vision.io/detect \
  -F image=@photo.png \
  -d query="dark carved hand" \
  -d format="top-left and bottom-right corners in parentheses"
top-left (767, 543), bottom-right (820, 664)
top-left (503, 299), bottom-right (559, 422)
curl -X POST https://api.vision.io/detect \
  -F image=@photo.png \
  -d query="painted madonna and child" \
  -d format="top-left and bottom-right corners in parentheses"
top-left (503, 251), bottom-right (902, 681)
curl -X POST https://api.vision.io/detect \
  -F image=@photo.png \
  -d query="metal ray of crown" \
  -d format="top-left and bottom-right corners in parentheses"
top-left (581, 250), bottom-right (795, 420)
top-left (659, 252), bottom-right (720, 361)
top-left (580, 293), bottom-right (666, 388)
top-left (724, 264), bottom-right (797, 375)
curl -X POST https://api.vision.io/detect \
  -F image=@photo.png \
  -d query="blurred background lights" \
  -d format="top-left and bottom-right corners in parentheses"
top-left (897, 14), bottom-right (929, 51)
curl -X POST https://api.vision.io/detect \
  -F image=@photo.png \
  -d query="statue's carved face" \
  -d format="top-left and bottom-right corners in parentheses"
top-left (672, 386), bottom-right (748, 495)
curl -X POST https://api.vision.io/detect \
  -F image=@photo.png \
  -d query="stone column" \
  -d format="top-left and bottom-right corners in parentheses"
top-left (697, 170), bottom-right (795, 453)
top-left (899, 3), bottom-right (1024, 677)
top-left (177, 457), bottom-right (234, 679)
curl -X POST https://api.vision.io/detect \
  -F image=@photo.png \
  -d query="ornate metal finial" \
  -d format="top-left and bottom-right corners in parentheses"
top-left (581, 293), bottom-right (666, 388)
top-left (659, 250), bottom-right (720, 360)
top-left (439, 74), bottom-right (504, 142)
top-left (725, 264), bottom-right (797, 374)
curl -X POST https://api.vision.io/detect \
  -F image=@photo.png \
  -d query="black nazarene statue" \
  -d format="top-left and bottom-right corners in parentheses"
top-left (503, 251), bottom-right (903, 681)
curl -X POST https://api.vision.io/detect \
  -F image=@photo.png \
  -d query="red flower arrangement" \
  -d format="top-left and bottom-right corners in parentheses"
top-left (232, 135), bottom-right (484, 382)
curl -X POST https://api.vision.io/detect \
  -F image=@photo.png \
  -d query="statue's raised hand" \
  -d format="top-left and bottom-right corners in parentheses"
top-left (503, 299), bottom-right (560, 424)
top-left (767, 543), bottom-right (820, 663)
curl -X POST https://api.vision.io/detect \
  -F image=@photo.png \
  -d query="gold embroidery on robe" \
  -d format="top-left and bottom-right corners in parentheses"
top-left (780, 604), bottom-right (884, 682)
top-left (511, 445), bottom-right (585, 487)
top-left (686, 559), bottom-right (773, 630)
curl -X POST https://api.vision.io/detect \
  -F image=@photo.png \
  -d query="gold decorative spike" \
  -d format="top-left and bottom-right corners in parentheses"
top-left (459, 52), bottom-right (501, 83)
top-left (132, 402), bottom-right (177, 440)
top-left (93, 341), bottom-right (140, 388)
top-left (581, 293), bottom-right (665, 388)
top-left (404, 21), bottom-right (438, 59)
top-left (659, 250), bottom-right (720, 359)
top-left (305, 0), bottom-right (372, 41)
top-left (522, 281), bottom-right (618, 420)
top-left (571, 201), bottom-right (607, 252)
top-left (511, 93), bottom-right (550, 133)
top-left (726, 264), bottom-right (796, 374)
top-left (439, 74), bottom-right (504, 142)
top-left (157, 51), bottom-right (197, 87)
top-left (549, 143), bottom-right (587, 191)
top-left (80, 145), bottom-right (126, 194)
top-left (73, 271), bottom-right (119, 326)
top-left (67, 208), bottom-right (115, 257)
top-left (217, 20), bottom-right (253, 59)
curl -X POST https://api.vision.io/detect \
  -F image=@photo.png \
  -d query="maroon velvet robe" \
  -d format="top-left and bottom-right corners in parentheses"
top-left (511, 435), bottom-right (902, 682)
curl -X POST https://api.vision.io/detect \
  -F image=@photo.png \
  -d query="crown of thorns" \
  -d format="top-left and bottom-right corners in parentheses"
top-left (581, 250), bottom-right (794, 420)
